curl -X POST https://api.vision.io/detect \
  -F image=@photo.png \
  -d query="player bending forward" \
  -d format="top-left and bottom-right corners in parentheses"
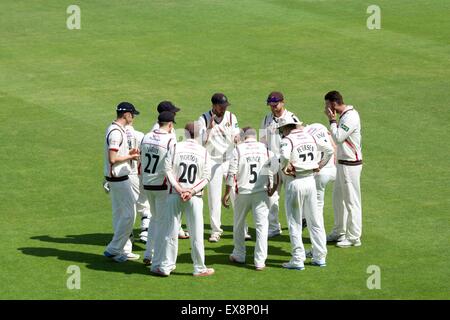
top-left (153, 122), bottom-right (214, 277)
top-left (278, 118), bottom-right (333, 270)
top-left (223, 127), bottom-right (278, 271)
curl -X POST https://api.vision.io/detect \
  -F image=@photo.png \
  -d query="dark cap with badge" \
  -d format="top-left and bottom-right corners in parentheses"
top-left (266, 91), bottom-right (284, 105)
top-left (116, 102), bottom-right (140, 115)
top-left (158, 111), bottom-right (176, 124)
top-left (157, 101), bottom-right (180, 113)
top-left (211, 93), bottom-right (230, 107)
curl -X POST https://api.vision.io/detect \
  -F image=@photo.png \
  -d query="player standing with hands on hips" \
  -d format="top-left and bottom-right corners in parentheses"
top-left (278, 118), bottom-right (333, 269)
top-left (198, 93), bottom-right (241, 243)
top-left (103, 102), bottom-right (141, 262)
top-left (324, 91), bottom-right (363, 247)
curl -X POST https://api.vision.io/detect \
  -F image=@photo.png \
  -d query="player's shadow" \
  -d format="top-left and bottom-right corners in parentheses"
top-left (17, 247), bottom-right (153, 275)
top-left (29, 230), bottom-right (147, 251)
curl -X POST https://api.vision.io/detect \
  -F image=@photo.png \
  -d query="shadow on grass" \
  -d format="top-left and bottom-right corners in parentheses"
top-left (17, 247), bottom-right (192, 277)
top-left (30, 230), bottom-right (147, 250)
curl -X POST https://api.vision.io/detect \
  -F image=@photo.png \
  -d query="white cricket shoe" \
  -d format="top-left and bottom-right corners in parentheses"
top-left (326, 233), bottom-right (345, 242)
top-left (193, 268), bottom-right (215, 277)
top-left (268, 229), bottom-right (282, 238)
top-left (178, 229), bottom-right (190, 239)
top-left (282, 261), bottom-right (305, 271)
top-left (311, 259), bottom-right (327, 267)
top-left (208, 233), bottom-right (220, 243)
top-left (336, 239), bottom-right (361, 248)
top-left (125, 252), bottom-right (140, 260)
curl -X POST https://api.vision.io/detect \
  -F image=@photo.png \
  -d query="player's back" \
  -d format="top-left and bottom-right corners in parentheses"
top-left (140, 129), bottom-right (175, 187)
top-left (168, 139), bottom-right (209, 194)
top-left (284, 129), bottom-right (319, 173)
top-left (233, 139), bottom-right (273, 194)
top-left (306, 123), bottom-right (335, 169)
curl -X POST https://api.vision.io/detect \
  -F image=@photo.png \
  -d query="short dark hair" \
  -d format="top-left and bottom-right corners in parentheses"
top-left (116, 111), bottom-right (127, 118)
top-left (324, 91), bottom-right (344, 105)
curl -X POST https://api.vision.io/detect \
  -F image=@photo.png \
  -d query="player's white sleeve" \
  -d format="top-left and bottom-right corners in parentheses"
top-left (259, 116), bottom-right (268, 145)
top-left (165, 144), bottom-right (179, 190)
top-left (197, 115), bottom-right (208, 145)
top-left (267, 150), bottom-right (278, 188)
top-left (193, 151), bottom-right (211, 194)
top-left (108, 130), bottom-right (123, 151)
top-left (231, 113), bottom-right (240, 136)
top-left (279, 137), bottom-right (293, 170)
top-left (315, 136), bottom-right (334, 169)
top-left (330, 113), bottom-right (358, 144)
top-left (226, 148), bottom-right (239, 187)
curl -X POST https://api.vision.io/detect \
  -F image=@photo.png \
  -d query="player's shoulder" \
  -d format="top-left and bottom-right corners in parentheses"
top-left (284, 109), bottom-right (300, 121)
top-left (307, 122), bottom-right (327, 133)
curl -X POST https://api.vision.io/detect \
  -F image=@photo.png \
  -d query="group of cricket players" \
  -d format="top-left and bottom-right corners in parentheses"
top-left (103, 90), bottom-right (363, 276)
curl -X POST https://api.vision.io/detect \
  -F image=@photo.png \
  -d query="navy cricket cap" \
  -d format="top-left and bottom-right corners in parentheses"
top-left (211, 93), bottom-right (230, 107)
top-left (266, 91), bottom-right (284, 105)
top-left (158, 111), bottom-right (176, 124)
top-left (116, 102), bottom-right (140, 115)
top-left (157, 101), bottom-right (180, 113)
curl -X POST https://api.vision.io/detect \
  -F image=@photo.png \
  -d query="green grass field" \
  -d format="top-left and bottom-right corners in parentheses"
top-left (0, 0), bottom-right (449, 300)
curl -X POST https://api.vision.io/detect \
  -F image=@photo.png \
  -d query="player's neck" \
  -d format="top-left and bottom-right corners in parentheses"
top-left (114, 118), bottom-right (127, 127)
top-left (272, 108), bottom-right (285, 118)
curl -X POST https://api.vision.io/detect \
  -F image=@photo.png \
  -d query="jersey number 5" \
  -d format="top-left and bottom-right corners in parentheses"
top-left (249, 164), bottom-right (257, 184)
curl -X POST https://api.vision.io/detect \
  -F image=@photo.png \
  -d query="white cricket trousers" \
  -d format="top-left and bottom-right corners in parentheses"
top-left (129, 175), bottom-right (151, 228)
top-left (232, 192), bottom-right (269, 268)
top-left (285, 175), bottom-right (327, 263)
top-left (159, 194), bottom-right (208, 275)
top-left (332, 164), bottom-right (363, 241)
top-left (143, 189), bottom-right (167, 267)
top-left (106, 178), bottom-right (138, 255)
top-left (208, 160), bottom-right (229, 235)
top-left (314, 167), bottom-right (336, 219)
top-left (267, 178), bottom-right (282, 234)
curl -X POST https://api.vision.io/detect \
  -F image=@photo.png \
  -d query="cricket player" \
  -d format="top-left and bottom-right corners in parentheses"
top-left (198, 93), bottom-right (240, 243)
top-left (260, 91), bottom-right (301, 238)
top-left (150, 101), bottom-right (190, 240)
top-left (141, 111), bottom-right (177, 268)
top-left (125, 124), bottom-right (151, 244)
top-left (103, 102), bottom-right (141, 262)
top-left (324, 91), bottom-right (363, 248)
top-left (223, 127), bottom-right (278, 271)
top-left (154, 122), bottom-right (214, 277)
top-left (278, 118), bottom-right (333, 269)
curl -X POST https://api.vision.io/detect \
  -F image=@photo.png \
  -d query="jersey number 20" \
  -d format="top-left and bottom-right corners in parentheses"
top-left (179, 162), bottom-right (197, 184)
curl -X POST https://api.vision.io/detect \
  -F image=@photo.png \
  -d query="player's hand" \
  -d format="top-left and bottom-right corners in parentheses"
top-left (208, 113), bottom-right (216, 129)
top-left (313, 167), bottom-right (321, 173)
top-left (267, 184), bottom-right (277, 197)
top-left (283, 163), bottom-right (296, 177)
top-left (129, 148), bottom-right (140, 160)
top-left (181, 189), bottom-right (194, 202)
top-left (325, 107), bottom-right (336, 121)
top-left (222, 193), bottom-right (231, 208)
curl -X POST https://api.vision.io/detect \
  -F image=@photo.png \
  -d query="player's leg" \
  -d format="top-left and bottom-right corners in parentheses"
top-left (283, 179), bottom-right (306, 269)
top-left (143, 191), bottom-right (157, 263)
top-left (304, 177), bottom-right (327, 265)
top-left (156, 194), bottom-right (181, 275)
top-left (268, 175), bottom-right (282, 237)
top-left (329, 164), bottom-right (347, 241)
top-left (185, 196), bottom-right (209, 274)
top-left (340, 165), bottom-right (363, 245)
top-left (137, 182), bottom-right (151, 243)
top-left (208, 161), bottom-right (225, 241)
top-left (251, 192), bottom-right (269, 269)
top-left (106, 179), bottom-right (137, 257)
top-left (231, 194), bottom-right (251, 263)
